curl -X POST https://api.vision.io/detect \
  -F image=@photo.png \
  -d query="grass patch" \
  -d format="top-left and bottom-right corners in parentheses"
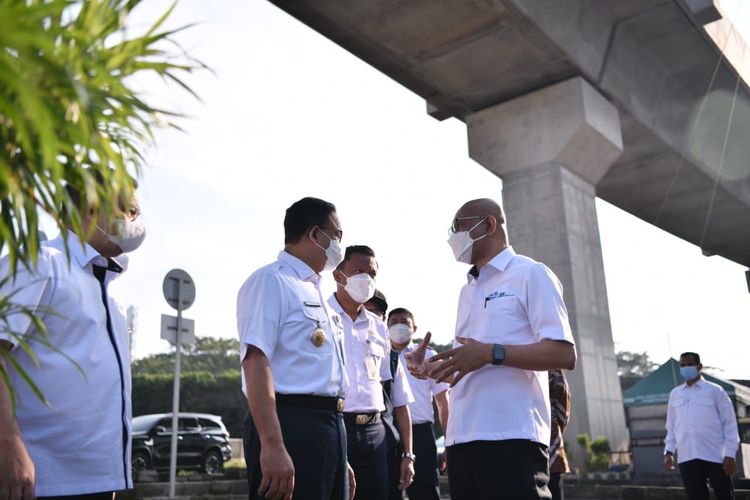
top-left (225, 458), bottom-right (247, 469)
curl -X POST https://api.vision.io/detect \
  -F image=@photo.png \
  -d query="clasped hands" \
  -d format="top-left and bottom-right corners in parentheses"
top-left (405, 332), bottom-right (493, 387)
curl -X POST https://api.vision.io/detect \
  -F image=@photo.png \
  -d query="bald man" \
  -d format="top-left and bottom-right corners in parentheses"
top-left (408, 198), bottom-right (577, 500)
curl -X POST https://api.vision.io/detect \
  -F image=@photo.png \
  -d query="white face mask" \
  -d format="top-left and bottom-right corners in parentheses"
top-left (447, 218), bottom-right (487, 264)
top-left (312, 227), bottom-right (343, 272)
top-left (389, 323), bottom-right (413, 344)
top-left (99, 217), bottom-right (146, 253)
top-left (342, 272), bottom-right (376, 304)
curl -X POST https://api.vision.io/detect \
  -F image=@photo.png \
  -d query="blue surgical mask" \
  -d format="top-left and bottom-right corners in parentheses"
top-left (680, 366), bottom-right (699, 380)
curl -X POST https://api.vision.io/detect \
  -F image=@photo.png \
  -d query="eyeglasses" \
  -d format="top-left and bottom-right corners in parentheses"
top-left (319, 226), bottom-right (343, 242)
top-left (449, 216), bottom-right (487, 234)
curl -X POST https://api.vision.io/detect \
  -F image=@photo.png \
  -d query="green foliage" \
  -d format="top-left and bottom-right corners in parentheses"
top-left (576, 433), bottom-right (611, 473)
top-left (576, 432), bottom-right (591, 450)
top-left (224, 458), bottom-right (246, 470)
top-left (133, 337), bottom-right (240, 374)
top-left (590, 436), bottom-right (611, 456)
top-left (616, 350), bottom-right (659, 378)
top-left (132, 337), bottom-right (245, 436)
top-left (0, 0), bottom-right (199, 406)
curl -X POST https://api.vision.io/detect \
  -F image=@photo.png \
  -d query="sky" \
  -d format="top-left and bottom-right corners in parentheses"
top-left (39, 0), bottom-right (750, 379)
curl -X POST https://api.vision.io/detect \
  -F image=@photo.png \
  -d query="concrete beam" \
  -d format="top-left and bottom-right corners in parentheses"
top-left (467, 77), bottom-right (623, 186)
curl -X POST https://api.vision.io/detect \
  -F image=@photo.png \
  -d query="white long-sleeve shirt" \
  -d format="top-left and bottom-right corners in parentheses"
top-left (664, 378), bottom-right (740, 464)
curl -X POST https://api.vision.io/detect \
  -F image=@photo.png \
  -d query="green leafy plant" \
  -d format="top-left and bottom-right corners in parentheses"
top-left (0, 0), bottom-right (201, 405)
top-left (576, 433), bottom-right (611, 473)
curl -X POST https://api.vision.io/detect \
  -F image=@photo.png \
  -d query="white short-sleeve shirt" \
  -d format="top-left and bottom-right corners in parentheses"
top-left (328, 295), bottom-right (413, 413)
top-left (0, 232), bottom-right (132, 496)
top-left (446, 246), bottom-right (575, 447)
top-left (237, 251), bottom-right (347, 398)
top-left (664, 378), bottom-right (740, 464)
top-left (400, 344), bottom-right (449, 424)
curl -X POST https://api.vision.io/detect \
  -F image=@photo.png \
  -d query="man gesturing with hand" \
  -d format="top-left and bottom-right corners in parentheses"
top-left (408, 198), bottom-right (576, 500)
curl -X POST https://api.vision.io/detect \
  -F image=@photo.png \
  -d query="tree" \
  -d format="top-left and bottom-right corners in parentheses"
top-left (0, 0), bottom-right (200, 405)
top-left (132, 336), bottom-right (239, 374)
top-left (616, 350), bottom-right (659, 378)
top-left (576, 433), bottom-right (611, 473)
top-left (132, 336), bottom-right (244, 436)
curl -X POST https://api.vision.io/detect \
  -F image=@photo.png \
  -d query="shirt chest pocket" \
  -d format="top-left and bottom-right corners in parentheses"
top-left (692, 396), bottom-right (714, 407)
top-left (482, 294), bottom-right (524, 342)
top-left (364, 341), bottom-right (385, 381)
top-left (300, 306), bottom-right (333, 353)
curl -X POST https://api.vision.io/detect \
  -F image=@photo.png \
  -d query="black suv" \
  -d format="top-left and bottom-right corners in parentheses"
top-left (131, 413), bottom-right (233, 475)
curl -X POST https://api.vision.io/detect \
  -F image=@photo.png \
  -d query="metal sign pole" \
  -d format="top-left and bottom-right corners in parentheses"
top-left (168, 283), bottom-right (183, 498)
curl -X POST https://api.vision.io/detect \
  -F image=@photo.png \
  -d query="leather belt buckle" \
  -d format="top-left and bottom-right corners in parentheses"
top-left (336, 398), bottom-right (345, 412)
top-left (355, 414), bottom-right (369, 425)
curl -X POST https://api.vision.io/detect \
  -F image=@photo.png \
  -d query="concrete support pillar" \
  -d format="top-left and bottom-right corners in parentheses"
top-left (466, 77), bottom-right (630, 465)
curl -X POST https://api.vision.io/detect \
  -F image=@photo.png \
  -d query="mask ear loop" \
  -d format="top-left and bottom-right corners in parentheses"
top-left (310, 226), bottom-right (330, 252)
top-left (467, 217), bottom-right (489, 242)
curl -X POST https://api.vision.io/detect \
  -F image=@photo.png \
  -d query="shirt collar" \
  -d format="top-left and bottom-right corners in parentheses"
top-left (278, 250), bottom-right (319, 283)
top-left (467, 246), bottom-right (516, 282)
top-left (64, 231), bottom-right (129, 276)
top-left (328, 293), bottom-right (368, 324)
top-left (681, 377), bottom-right (704, 389)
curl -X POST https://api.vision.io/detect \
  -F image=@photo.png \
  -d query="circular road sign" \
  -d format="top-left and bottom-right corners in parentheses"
top-left (163, 269), bottom-right (196, 311)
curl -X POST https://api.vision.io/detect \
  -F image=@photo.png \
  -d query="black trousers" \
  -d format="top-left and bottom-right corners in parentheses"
top-left (447, 440), bottom-right (551, 500)
top-left (242, 408), bottom-right (348, 500)
top-left (407, 423), bottom-right (440, 500)
top-left (386, 439), bottom-right (403, 500)
top-left (678, 459), bottom-right (735, 500)
top-left (549, 472), bottom-right (564, 500)
top-left (345, 419), bottom-right (388, 500)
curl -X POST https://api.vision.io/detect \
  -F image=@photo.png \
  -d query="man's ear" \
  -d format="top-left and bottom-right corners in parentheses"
top-left (412, 324), bottom-right (418, 333)
top-left (332, 268), bottom-right (346, 285)
top-left (486, 215), bottom-right (498, 236)
top-left (308, 226), bottom-right (319, 244)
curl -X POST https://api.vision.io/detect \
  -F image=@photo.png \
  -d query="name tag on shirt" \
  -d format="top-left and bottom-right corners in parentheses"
top-left (365, 356), bottom-right (379, 381)
top-left (304, 301), bottom-right (321, 308)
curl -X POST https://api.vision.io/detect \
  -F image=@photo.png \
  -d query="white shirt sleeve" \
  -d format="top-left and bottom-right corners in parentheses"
top-left (236, 269), bottom-right (287, 361)
top-left (664, 390), bottom-right (677, 454)
top-left (0, 253), bottom-right (53, 347)
top-left (380, 343), bottom-right (393, 382)
top-left (526, 263), bottom-right (574, 343)
top-left (391, 362), bottom-right (415, 408)
top-left (716, 387), bottom-right (740, 458)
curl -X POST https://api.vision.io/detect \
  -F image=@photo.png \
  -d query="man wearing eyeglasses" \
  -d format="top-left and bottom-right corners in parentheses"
top-left (0, 176), bottom-right (144, 500)
top-left (407, 198), bottom-right (577, 500)
top-left (237, 197), bottom-right (355, 500)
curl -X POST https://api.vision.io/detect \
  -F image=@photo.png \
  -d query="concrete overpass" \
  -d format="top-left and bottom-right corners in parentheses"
top-left (268, 0), bottom-right (750, 461)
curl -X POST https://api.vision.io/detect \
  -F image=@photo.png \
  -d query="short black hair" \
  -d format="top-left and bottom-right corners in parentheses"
top-left (344, 245), bottom-right (375, 261)
top-left (680, 352), bottom-right (701, 364)
top-left (366, 290), bottom-right (388, 315)
top-left (388, 307), bottom-right (414, 322)
top-left (284, 197), bottom-right (336, 244)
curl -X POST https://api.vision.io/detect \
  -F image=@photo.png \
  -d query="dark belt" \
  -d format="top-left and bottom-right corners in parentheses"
top-left (275, 393), bottom-right (345, 412)
top-left (343, 412), bottom-right (381, 426)
top-left (412, 422), bottom-right (434, 429)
